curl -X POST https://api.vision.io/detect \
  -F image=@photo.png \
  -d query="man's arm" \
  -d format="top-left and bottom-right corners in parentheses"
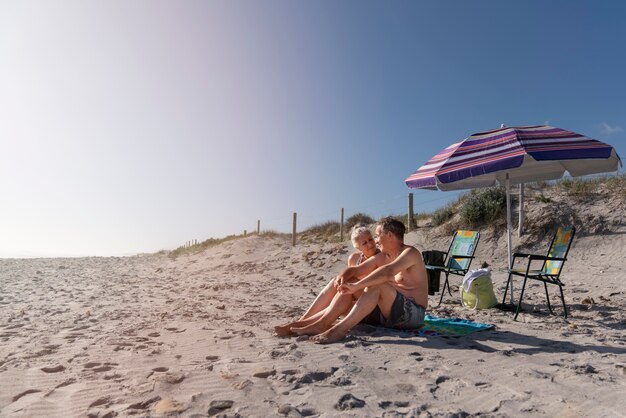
top-left (340, 247), bottom-right (421, 293)
top-left (334, 252), bottom-right (386, 287)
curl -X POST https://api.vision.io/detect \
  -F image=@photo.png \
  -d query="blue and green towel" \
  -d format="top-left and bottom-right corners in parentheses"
top-left (406, 314), bottom-right (494, 337)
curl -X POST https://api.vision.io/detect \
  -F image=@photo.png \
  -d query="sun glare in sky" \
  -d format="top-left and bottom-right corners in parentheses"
top-left (1, 1), bottom-right (624, 257)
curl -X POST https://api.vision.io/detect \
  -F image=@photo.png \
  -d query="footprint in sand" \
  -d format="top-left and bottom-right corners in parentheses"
top-left (84, 362), bottom-right (102, 369)
top-left (84, 362), bottom-right (117, 373)
top-left (164, 327), bottom-right (186, 333)
top-left (146, 367), bottom-right (169, 378)
top-left (127, 395), bottom-right (161, 410)
top-left (336, 393), bottom-right (365, 411)
top-left (41, 365), bottom-right (66, 373)
top-left (153, 372), bottom-right (185, 384)
top-left (71, 324), bottom-right (90, 331)
top-left (44, 378), bottom-right (77, 397)
top-left (12, 389), bottom-right (42, 403)
top-left (430, 376), bottom-right (468, 402)
top-left (88, 396), bottom-right (112, 408)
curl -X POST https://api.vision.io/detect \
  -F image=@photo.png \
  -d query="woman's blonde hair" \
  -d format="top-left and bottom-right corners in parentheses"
top-left (350, 225), bottom-right (371, 247)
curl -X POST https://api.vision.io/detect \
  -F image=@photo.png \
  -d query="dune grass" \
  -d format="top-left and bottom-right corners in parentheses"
top-left (169, 234), bottom-right (245, 258)
top-left (558, 174), bottom-right (626, 201)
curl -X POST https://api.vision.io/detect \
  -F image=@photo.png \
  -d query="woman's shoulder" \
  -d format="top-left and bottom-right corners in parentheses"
top-left (348, 251), bottom-right (362, 266)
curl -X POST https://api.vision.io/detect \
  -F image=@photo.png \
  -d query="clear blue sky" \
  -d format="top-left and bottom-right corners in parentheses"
top-left (1, 1), bottom-right (624, 257)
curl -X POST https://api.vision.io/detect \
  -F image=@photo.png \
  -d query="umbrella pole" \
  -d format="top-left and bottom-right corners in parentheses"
top-left (506, 174), bottom-right (514, 304)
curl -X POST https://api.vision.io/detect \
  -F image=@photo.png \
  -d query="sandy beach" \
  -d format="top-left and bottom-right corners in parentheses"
top-left (3, 1), bottom-right (626, 416)
top-left (1, 204), bottom-right (625, 418)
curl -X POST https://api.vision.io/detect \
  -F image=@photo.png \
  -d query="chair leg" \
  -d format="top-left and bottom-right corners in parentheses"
top-left (514, 276), bottom-right (530, 321)
top-left (437, 273), bottom-right (450, 307)
top-left (543, 282), bottom-right (554, 315)
top-left (558, 285), bottom-right (568, 319)
top-left (502, 271), bottom-right (513, 305)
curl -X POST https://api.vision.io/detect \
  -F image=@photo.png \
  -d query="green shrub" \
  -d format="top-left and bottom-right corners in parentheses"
top-left (169, 234), bottom-right (242, 259)
top-left (303, 221), bottom-right (340, 237)
top-left (558, 178), bottom-right (595, 201)
top-left (260, 229), bottom-right (286, 238)
top-left (604, 174), bottom-right (626, 199)
top-left (414, 212), bottom-right (430, 221)
top-left (459, 187), bottom-right (506, 226)
top-left (345, 213), bottom-right (375, 230)
top-left (535, 193), bottom-right (551, 203)
top-left (529, 180), bottom-right (549, 191)
top-left (432, 204), bottom-right (455, 226)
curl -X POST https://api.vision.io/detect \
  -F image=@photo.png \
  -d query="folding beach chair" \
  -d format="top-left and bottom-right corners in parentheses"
top-left (426, 230), bottom-right (480, 306)
top-left (502, 226), bottom-right (576, 320)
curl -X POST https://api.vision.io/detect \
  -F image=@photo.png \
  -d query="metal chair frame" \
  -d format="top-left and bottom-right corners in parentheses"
top-left (502, 227), bottom-right (576, 320)
top-left (426, 230), bottom-right (480, 306)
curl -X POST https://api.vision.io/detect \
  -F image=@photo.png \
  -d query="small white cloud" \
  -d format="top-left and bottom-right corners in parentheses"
top-left (598, 122), bottom-right (624, 136)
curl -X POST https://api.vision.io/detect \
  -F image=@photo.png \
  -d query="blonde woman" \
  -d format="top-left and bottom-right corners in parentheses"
top-left (274, 225), bottom-right (378, 337)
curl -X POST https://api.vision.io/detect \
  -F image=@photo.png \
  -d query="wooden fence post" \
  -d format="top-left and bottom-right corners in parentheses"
top-left (408, 193), bottom-right (414, 231)
top-left (340, 208), bottom-right (344, 241)
top-left (292, 212), bottom-right (297, 246)
top-left (257, 220), bottom-right (260, 234)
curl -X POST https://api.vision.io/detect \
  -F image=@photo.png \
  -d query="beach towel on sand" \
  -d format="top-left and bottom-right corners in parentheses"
top-left (402, 315), bottom-right (494, 337)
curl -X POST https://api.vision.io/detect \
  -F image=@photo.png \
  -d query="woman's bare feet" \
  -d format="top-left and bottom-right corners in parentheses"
top-left (274, 323), bottom-right (295, 337)
top-left (309, 327), bottom-right (348, 344)
top-left (291, 320), bottom-right (331, 336)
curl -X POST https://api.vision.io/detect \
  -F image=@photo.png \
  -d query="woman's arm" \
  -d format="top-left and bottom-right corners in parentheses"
top-left (340, 247), bottom-right (422, 293)
top-left (336, 252), bottom-right (385, 285)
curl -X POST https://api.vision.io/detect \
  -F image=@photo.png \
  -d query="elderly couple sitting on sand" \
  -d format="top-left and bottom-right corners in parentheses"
top-left (275, 217), bottom-right (428, 344)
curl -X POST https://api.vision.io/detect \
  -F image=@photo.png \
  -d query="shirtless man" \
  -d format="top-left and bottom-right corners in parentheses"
top-left (310, 216), bottom-right (428, 344)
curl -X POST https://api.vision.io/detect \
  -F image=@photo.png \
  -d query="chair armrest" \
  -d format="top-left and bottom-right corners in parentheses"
top-left (527, 255), bottom-right (567, 262)
top-left (513, 252), bottom-right (566, 262)
top-left (512, 252), bottom-right (532, 258)
top-left (426, 264), bottom-right (465, 272)
top-left (448, 255), bottom-right (475, 259)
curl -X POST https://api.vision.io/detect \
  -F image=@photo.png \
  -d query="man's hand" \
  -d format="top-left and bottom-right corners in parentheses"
top-left (333, 275), bottom-right (343, 289)
top-left (338, 282), bottom-right (357, 295)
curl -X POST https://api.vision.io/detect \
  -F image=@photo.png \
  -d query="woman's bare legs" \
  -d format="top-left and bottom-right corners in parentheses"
top-left (274, 278), bottom-right (338, 336)
top-left (291, 292), bottom-right (356, 336)
top-left (274, 310), bottom-right (324, 336)
top-left (310, 284), bottom-right (397, 344)
top-left (299, 279), bottom-right (337, 320)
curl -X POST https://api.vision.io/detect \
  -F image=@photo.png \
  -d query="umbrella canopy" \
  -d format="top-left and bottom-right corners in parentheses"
top-left (405, 125), bottom-right (622, 303)
top-left (405, 125), bottom-right (621, 190)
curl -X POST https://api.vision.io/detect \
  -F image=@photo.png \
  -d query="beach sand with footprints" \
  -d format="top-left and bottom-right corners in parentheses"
top-left (1, 215), bottom-right (626, 417)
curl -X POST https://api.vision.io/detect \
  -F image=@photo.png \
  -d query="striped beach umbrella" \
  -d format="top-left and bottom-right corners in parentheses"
top-left (405, 125), bottom-right (622, 300)
top-left (405, 125), bottom-right (621, 191)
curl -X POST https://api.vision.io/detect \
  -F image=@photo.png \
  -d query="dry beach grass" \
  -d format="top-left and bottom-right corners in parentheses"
top-left (1, 178), bottom-right (625, 417)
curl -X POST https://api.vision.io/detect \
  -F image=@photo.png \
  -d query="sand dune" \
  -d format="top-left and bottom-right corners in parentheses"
top-left (1, 221), bottom-right (625, 417)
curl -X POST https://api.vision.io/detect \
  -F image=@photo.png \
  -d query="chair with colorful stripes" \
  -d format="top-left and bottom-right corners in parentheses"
top-left (426, 230), bottom-right (480, 306)
top-left (502, 226), bottom-right (576, 320)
